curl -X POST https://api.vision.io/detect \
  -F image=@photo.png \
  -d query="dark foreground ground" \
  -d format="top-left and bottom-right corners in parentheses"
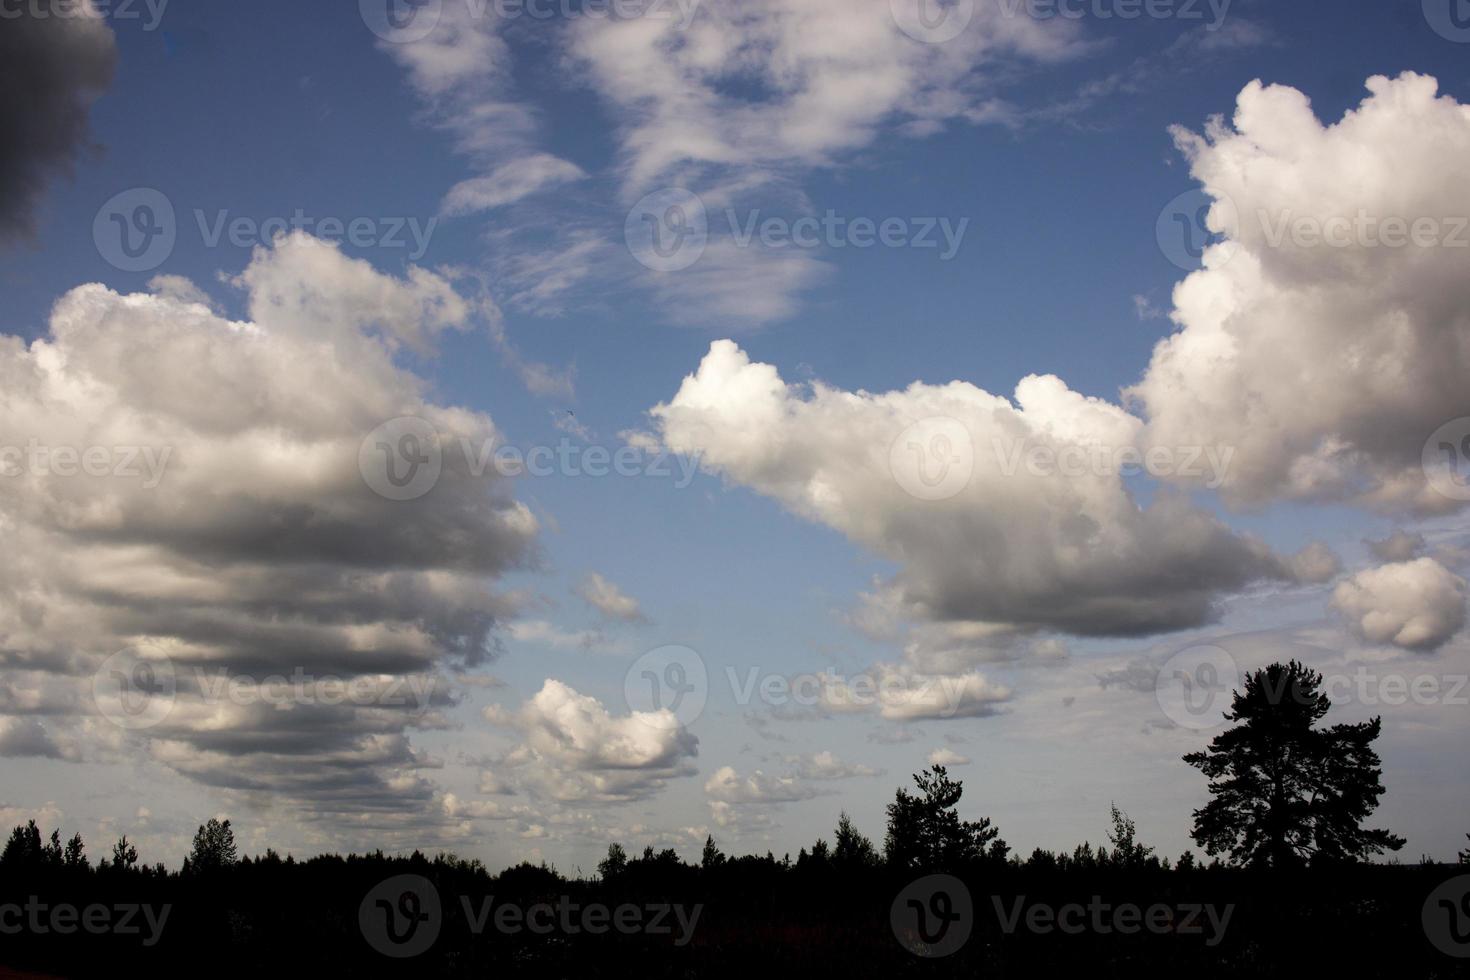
top-left (3, 857), bottom-right (1470, 977)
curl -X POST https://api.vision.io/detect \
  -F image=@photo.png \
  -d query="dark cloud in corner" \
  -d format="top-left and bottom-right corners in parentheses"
top-left (0, 6), bottom-right (117, 241)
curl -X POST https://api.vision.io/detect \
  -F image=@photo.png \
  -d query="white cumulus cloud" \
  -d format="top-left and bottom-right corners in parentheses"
top-left (1331, 557), bottom-right (1468, 652)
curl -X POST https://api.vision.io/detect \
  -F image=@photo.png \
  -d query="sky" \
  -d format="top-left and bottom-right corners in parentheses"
top-left (1, 0), bottom-right (1469, 874)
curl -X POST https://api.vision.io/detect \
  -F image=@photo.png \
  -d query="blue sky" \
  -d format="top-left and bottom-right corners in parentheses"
top-left (2, 0), bottom-right (1469, 874)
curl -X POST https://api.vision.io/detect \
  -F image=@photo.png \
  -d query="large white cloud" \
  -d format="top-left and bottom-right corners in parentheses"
top-left (1129, 73), bottom-right (1470, 515)
top-left (649, 339), bottom-right (1289, 651)
top-left (1331, 557), bottom-right (1468, 652)
top-left (0, 234), bottom-right (538, 843)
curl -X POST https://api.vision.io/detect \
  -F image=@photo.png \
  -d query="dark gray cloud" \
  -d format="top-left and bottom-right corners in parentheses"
top-left (0, 718), bottom-right (66, 759)
top-left (0, 236), bottom-right (538, 844)
top-left (0, 5), bottom-right (117, 240)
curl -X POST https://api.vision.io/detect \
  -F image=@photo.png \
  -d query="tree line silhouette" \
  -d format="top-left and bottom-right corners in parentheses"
top-left (2, 661), bottom-right (1466, 977)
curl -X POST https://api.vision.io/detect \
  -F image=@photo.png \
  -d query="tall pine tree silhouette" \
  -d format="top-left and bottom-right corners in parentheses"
top-left (1184, 661), bottom-right (1404, 867)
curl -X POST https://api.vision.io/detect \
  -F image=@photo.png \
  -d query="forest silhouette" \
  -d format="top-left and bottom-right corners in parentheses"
top-left (3, 662), bottom-right (1468, 977)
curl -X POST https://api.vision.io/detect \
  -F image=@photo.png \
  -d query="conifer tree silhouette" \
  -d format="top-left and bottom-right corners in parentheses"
top-left (1184, 661), bottom-right (1405, 867)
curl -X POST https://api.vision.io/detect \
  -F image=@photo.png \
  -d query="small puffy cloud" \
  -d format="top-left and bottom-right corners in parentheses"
top-left (505, 620), bottom-right (624, 654)
top-left (0, 803), bottom-right (65, 834)
top-left (477, 770), bottom-right (516, 796)
top-left (704, 765), bottom-right (822, 804)
top-left (1331, 558), bottom-right (1469, 652)
top-left (442, 154), bottom-right (586, 215)
top-left (0, 4), bottom-right (116, 241)
top-left (1288, 542), bottom-right (1343, 584)
top-left (575, 572), bottom-right (649, 624)
top-left (867, 726), bottom-right (920, 745)
top-left (708, 800), bottom-right (774, 833)
top-left (783, 750), bottom-right (881, 780)
top-left (147, 274), bottom-right (215, 308)
top-left (442, 794), bottom-right (533, 822)
top-left (1366, 531), bottom-right (1426, 563)
top-left (485, 679), bottom-right (698, 803)
top-left (927, 747), bottom-right (970, 767)
top-left (1028, 637), bottom-right (1071, 665)
top-left (804, 663), bottom-right (1011, 721)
